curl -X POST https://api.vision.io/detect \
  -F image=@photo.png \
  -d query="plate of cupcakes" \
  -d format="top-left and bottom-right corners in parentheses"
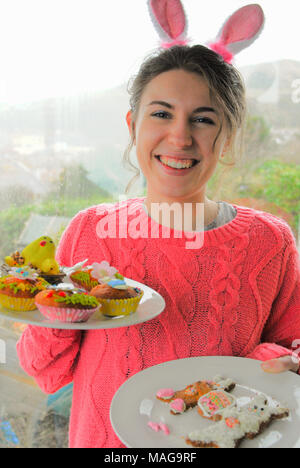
top-left (0, 237), bottom-right (165, 330)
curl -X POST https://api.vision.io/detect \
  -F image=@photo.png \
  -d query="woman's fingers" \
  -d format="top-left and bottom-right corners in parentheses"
top-left (261, 355), bottom-right (299, 374)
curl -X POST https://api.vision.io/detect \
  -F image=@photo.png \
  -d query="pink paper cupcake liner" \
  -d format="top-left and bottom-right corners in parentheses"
top-left (36, 303), bottom-right (99, 323)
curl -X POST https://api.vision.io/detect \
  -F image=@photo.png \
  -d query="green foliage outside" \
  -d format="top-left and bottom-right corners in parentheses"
top-left (254, 160), bottom-right (300, 228)
top-left (0, 163), bottom-right (114, 258)
top-left (0, 194), bottom-right (113, 259)
top-left (209, 159), bottom-right (299, 236)
top-left (52, 164), bottom-right (110, 200)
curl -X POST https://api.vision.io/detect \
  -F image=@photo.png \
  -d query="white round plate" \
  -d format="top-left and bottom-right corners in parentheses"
top-left (0, 278), bottom-right (165, 330)
top-left (110, 356), bottom-right (300, 448)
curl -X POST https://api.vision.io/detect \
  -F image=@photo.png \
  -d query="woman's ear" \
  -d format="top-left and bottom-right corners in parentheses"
top-left (224, 138), bottom-right (231, 153)
top-left (220, 137), bottom-right (231, 158)
top-left (126, 110), bottom-right (136, 142)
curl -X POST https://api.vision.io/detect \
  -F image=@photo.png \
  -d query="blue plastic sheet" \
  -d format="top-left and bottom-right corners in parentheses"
top-left (0, 420), bottom-right (19, 445)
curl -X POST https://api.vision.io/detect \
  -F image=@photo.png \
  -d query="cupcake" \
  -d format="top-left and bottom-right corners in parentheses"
top-left (90, 283), bottom-right (143, 317)
top-left (69, 268), bottom-right (100, 292)
top-left (35, 285), bottom-right (100, 323)
top-left (68, 260), bottom-right (125, 292)
top-left (89, 263), bottom-right (143, 317)
top-left (0, 266), bottom-right (49, 311)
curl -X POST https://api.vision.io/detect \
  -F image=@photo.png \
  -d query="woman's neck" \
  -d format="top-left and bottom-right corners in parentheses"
top-left (143, 195), bottom-right (219, 231)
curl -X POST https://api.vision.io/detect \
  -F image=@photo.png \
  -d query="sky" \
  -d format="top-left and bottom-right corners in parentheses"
top-left (0, 0), bottom-right (299, 104)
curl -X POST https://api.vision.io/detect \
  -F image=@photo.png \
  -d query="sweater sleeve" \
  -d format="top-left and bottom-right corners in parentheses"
top-left (16, 210), bottom-right (89, 394)
top-left (246, 224), bottom-right (300, 373)
top-left (16, 326), bottom-right (82, 394)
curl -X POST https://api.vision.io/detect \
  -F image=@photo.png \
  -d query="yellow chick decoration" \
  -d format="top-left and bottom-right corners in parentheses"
top-left (21, 236), bottom-right (60, 274)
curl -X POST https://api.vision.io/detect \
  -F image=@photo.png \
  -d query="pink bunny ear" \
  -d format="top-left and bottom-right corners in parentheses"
top-left (147, 0), bottom-right (189, 48)
top-left (209, 4), bottom-right (265, 63)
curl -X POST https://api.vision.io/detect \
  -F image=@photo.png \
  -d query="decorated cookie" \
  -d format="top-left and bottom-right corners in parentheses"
top-left (156, 376), bottom-right (235, 413)
top-left (156, 388), bottom-right (175, 400)
top-left (169, 398), bottom-right (186, 415)
top-left (197, 390), bottom-right (236, 421)
top-left (186, 394), bottom-right (289, 448)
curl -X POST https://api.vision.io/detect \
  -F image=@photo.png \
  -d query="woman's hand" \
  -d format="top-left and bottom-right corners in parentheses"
top-left (261, 355), bottom-right (299, 374)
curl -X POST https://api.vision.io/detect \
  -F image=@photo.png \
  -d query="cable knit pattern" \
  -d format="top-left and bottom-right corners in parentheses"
top-left (16, 197), bottom-right (300, 448)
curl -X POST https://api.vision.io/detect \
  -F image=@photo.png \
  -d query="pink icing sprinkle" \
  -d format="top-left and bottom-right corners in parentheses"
top-left (147, 422), bottom-right (170, 436)
top-left (148, 421), bottom-right (160, 432)
top-left (159, 423), bottom-right (170, 436)
top-left (156, 388), bottom-right (175, 399)
top-left (170, 398), bottom-right (186, 414)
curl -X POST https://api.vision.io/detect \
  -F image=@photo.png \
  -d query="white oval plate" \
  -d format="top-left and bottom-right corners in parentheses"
top-left (0, 278), bottom-right (165, 330)
top-left (110, 356), bottom-right (300, 448)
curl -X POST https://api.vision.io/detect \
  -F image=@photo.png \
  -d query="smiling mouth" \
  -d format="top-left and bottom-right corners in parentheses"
top-left (155, 155), bottom-right (200, 170)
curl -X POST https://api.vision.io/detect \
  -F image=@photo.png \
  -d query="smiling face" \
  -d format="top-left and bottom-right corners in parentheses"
top-left (127, 69), bottom-right (229, 205)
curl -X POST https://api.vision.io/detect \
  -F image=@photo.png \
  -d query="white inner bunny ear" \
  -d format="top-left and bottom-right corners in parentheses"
top-left (219, 4), bottom-right (265, 46)
top-left (148, 0), bottom-right (187, 42)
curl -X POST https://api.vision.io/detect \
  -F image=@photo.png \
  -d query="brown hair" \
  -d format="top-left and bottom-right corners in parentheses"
top-left (123, 45), bottom-right (247, 194)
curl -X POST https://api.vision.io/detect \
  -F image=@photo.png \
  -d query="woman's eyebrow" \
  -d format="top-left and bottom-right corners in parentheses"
top-left (148, 100), bottom-right (217, 114)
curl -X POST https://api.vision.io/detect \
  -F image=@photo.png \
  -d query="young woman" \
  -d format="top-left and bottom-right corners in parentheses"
top-left (17, 45), bottom-right (300, 448)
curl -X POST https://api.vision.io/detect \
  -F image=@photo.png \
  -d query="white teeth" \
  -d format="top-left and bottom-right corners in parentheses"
top-left (159, 156), bottom-right (195, 169)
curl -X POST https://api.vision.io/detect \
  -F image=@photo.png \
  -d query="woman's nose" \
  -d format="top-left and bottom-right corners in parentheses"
top-left (166, 119), bottom-right (193, 148)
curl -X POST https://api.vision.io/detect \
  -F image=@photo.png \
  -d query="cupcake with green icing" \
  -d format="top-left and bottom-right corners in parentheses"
top-left (69, 269), bottom-right (99, 292)
top-left (68, 260), bottom-right (125, 292)
top-left (35, 285), bottom-right (100, 322)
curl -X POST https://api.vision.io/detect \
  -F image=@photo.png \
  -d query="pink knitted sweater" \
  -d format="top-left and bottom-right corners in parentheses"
top-left (17, 198), bottom-right (300, 448)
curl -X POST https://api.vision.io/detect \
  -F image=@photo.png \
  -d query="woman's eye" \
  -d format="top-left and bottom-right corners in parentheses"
top-left (193, 117), bottom-right (215, 125)
top-left (151, 111), bottom-right (170, 119)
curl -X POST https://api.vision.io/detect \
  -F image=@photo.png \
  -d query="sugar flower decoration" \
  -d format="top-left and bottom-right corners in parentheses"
top-left (91, 261), bottom-right (127, 290)
top-left (91, 261), bottom-right (118, 282)
top-left (10, 266), bottom-right (39, 281)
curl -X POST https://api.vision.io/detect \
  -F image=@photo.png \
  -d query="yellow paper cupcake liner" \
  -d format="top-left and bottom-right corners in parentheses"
top-left (0, 294), bottom-right (36, 311)
top-left (97, 289), bottom-right (144, 317)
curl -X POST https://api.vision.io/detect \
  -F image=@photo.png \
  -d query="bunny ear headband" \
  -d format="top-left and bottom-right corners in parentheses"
top-left (147, 0), bottom-right (265, 64)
